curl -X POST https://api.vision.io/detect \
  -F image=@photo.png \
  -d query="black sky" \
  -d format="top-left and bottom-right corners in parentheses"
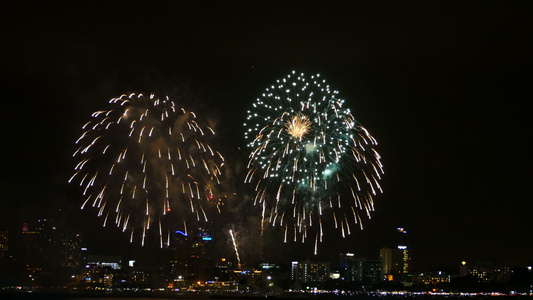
top-left (1, 1), bottom-right (531, 271)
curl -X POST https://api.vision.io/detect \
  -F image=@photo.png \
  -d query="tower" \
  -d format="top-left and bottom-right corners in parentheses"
top-left (165, 230), bottom-right (190, 280)
top-left (396, 227), bottom-right (411, 275)
top-left (189, 228), bottom-right (214, 280)
top-left (165, 227), bottom-right (215, 281)
top-left (379, 227), bottom-right (412, 281)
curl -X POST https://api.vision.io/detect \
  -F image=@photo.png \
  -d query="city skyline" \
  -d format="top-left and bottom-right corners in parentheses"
top-left (3, 216), bottom-right (526, 273)
top-left (2, 1), bottom-right (531, 272)
top-left (1, 217), bottom-right (529, 294)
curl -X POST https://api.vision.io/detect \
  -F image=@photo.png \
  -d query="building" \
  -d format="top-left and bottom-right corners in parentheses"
top-left (65, 233), bottom-right (83, 269)
top-left (188, 228), bottom-right (215, 280)
top-left (260, 263), bottom-right (281, 280)
top-left (291, 260), bottom-right (330, 284)
top-left (380, 247), bottom-right (404, 280)
top-left (340, 253), bottom-right (382, 284)
top-left (81, 255), bottom-right (126, 288)
top-left (161, 227), bottom-right (216, 284)
top-left (215, 257), bottom-right (235, 281)
top-left (0, 230), bottom-right (8, 263)
top-left (380, 227), bottom-right (412, 282)
top-left (233, 268), bottom-right (263, 291)
top-left (340, 252), bottom-right (356, 276)
top-left (20, 219), bottom-right (83, 270)
top-left (352, 258), bottom-right (382, 284)
top-left (414, 271), bottom-right (451, 285)
top-left (396, 227), bottom-right (411, 275)
top-left (86, 255), bottom-right (123, 270)
top-left (460, 261), bottom-right (512, 284)
top-left (164, 230), bottom-right (190, 282)
top-left (21, 222), bottom-right (45, 269)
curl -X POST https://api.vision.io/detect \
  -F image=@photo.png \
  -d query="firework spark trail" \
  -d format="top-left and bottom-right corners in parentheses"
top-left (71, 93), bottom-right (225, 245)
top-left (229, 229), bottom-right (242, 270)
top-left (244, 71), bottom-right (383, 248)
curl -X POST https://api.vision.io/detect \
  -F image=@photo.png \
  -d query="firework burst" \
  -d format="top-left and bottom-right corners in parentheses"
top-left (244, 71), bottom-right (383, 248)
top-left (70, 93), bottom-right (224, 246)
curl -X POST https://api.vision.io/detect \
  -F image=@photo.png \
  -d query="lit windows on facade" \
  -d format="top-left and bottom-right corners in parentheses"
top-left (86, 255), bottom-right (122, 270)
top-left (415, 271), bottom-right (451, 285)
top-left (0, 231), bottom-right (8, 263)
top-left (380, 246), bottom-right (411, 281)
top-left (346, 257), bottom-right (382, 284)
top-left (290, 260), bottom-right (330, 283)
top-left (470, 266), bottom-right (511, 283)
top-left (460, 261), bottom-right (512, 283)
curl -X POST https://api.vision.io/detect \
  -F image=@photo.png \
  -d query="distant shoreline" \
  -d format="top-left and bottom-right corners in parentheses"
top-left (1, 290), bottom-right (531, 300)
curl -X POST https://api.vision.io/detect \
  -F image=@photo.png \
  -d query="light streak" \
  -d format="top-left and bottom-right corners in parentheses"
top-left (229, 230), bottom-right (242, 270)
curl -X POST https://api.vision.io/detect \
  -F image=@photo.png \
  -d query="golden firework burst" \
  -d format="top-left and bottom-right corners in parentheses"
top-left (286, 115), bottom-right (311, 140)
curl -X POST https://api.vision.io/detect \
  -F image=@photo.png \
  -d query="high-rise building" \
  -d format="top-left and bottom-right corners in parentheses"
top-left (166, 230), bottom-right (190, 280)
top-left (339, 252), bottom-right (356, 272)
top-left (164, 227), bottom-right (215, 281)
top-left (351, 258), bottom-right (382, 284)
top-left (380, 246), bottom-right (411, 280)
top-left (189, 228), bottom-right (215, 280)
top-left (291, 260), bottom-right (330, 283)
top-left (339, 252), bottom-right (357, 281)
top-left (0, 230), bottom-right (8, 263)
top-left (460, 261), bottom-right (512, 283)
top-left (21, 222), bottom-right (45, 269)
top-left (380, 228), bottom-right (412, 281)
top-left (65, 233), bottom-right (83, 268)
top-left (380, 247), bottom-right (402, 279)
top-left (21, 219), bottom-right (83, 270)
top-left (340, 253), bottom-right (382, 284)
top-left (396, 227), bottom-right (411, 275)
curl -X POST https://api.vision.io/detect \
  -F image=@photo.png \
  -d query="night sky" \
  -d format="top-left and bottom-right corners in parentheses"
top-left (2, 1), bottom-right (531, 271)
